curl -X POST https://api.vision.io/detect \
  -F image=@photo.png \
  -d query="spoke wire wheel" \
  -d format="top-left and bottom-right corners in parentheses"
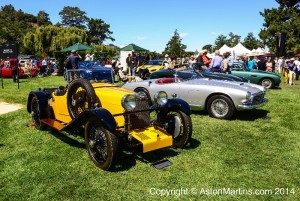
top-left (164, 110), bottom-right (192, 148)
top-left (210, 98), bottom-right (229, 118)
top-left (85, 119), bottom-right (118, 170)
top-left (207, 95), bottom-right (234, 120)
top-left (67, 79), bottom-right (97, 119)
top-left (260, 78), bottom-right (273, 89)
top-left (31, 96), bottom-right (45, 130)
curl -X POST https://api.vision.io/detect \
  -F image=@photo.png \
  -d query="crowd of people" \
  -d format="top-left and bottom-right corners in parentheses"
top-left (158, 49), bottom-right (300, 86)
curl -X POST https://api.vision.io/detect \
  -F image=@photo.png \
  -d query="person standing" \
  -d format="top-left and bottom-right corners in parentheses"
top-left (69, 50), bottom-right (82, 69)
top-left (288, 58), bottom-right (296, 85)
top-left (126, 53), bottom-right (133, 75)
top-left (9, 57), bottom-right (18, 82)
top-left (266, 58), bottom-right (273, 72)
top-left (294, 57), bottom-right (300, 80)
top-left (40, 58), bottom-right (47, 75)
top-left (247, 56), bottom-right (257, 69)
top-left (210, 50), bottom-right (223, 72)
top-left (201, 49), bottom-right (211, 67)
top-left (257, 55), bottom-right (267, 71)
top-left (227, 50), bottom-right (234, 74)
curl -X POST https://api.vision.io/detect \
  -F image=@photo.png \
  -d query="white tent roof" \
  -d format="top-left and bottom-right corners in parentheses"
top-left (232, 43), bottom-right (251, 56)
top-left (219, 44), bottom-right (231, 55)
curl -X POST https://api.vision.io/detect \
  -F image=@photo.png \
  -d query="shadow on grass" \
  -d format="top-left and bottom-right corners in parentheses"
top-left (49, 129), bottom-right (86, 149)
top-left (113, 138), bottom-right (201, 172)
top-left (0, 143), bottom-right (4, 147)
top-left (192, 109), bottom-right (269, 121)
top-left (47, 128), bottom-right (201, 172)
top-left (233, 109), bottom-right (269, 121)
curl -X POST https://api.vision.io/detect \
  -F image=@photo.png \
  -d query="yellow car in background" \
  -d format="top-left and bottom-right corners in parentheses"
top-left (27, 68), bottom-right (192, 171)
top-left (136, 59), bottom-right (165, 79)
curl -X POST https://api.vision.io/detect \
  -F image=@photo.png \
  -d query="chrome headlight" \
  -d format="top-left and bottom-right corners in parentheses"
top-left (154, 91), bottom-right (168, 106)
top-left (246, 91), bottom-right (251, 100)
top-left (122, 94), bottom-right (136, 111)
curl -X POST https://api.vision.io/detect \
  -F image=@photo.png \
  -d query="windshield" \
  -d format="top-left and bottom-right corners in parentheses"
top-left (66, 68), bottom-right (114, 84)
top-left (147, 60), bottom-right (162, 65)
top-left (78, 61), bottom-right (102, 69)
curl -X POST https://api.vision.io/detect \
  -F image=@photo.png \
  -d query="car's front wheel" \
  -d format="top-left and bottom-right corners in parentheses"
top-left (163, 110), bottom-right (192, 148)
top-left (259, 78), bottom-right (274, 89)
top-left (207, 95), bottom-right (235, 120)
top-left (84, 118), bottom-right (118, 170)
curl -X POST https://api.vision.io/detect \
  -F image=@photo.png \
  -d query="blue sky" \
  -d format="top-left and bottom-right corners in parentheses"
top-left (1, 0), bottom-right (279, 53)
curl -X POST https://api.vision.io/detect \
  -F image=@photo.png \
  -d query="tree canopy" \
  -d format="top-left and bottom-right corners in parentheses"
top-left (259, 0), bottom-right (300, 55)
top-left (163, 29), bottom-right (186, 58)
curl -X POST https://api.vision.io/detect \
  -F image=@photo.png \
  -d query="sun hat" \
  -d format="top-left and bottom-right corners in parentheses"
top-left (165, 54), bottom-right (169, 57)
top-left (71, 50), bottom-right (76, 53)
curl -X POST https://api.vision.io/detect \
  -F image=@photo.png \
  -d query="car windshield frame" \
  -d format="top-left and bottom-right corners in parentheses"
top-left (147, 60), bottom-right (163, 65)
top-left (66, 68), bottom-right (114, 85)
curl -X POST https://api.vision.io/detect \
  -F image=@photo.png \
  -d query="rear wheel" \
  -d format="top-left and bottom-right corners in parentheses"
top-left (67, 79), bottom-right (97, 119)
top-left (85, 118), bottom-right (118, 170)
top-left (163, 110), bottom-right (192, 148)
top-left (31, 96), bottom-right (46, 130)
top-left (207, 95), bottom-right (235, 120)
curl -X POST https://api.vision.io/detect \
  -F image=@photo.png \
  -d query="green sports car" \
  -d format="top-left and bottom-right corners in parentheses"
top-left (232, 62), bottom-right (281, 89)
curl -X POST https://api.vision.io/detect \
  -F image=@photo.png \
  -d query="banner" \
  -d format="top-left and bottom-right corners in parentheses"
top-left (0, 43), bottom-right (18, 59)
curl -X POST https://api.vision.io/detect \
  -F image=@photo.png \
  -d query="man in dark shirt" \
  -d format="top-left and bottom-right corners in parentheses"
top-left (9, 58), bottom-right (18, 82)
top-left (69, 50), bottom-right (82, 69)
top-left (257, 55), bottom-right (267, 71)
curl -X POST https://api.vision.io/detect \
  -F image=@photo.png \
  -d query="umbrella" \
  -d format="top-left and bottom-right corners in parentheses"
top-left (120, 43), bottom-right (148, 51)
top-left (295, 53), bottom-right (300, 57)
top-left (62, 43), bottom-right (94, 52)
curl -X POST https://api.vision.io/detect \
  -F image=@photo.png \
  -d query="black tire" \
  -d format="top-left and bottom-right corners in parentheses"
top-left (163, 110), bottom-right (192, 148)
top-left (134, 88), bottom-right (152, 105)
top-left (31, 96), bottom-right (46, 130)
top-left (84, 118), bottom-right (118, 170)
top-left (259, 78), bottom-right (274, 89)
top-left (67, 79), bottom-right (97, 119)
top-left (207, 95), bottom-right (235, 120)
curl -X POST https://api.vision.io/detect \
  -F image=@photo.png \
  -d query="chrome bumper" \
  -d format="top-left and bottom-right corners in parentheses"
top-left (237, 98), bottom-right (268, 110)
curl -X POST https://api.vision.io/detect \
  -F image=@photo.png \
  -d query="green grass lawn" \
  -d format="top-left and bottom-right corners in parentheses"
top-left (0, 75), bottom-right (300, 201)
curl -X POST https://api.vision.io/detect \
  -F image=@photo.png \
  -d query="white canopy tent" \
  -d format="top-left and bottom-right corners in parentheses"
top-left (232, 43), bottom-right (251, 56)
top-left (219, 44), bottom-right (231, 55)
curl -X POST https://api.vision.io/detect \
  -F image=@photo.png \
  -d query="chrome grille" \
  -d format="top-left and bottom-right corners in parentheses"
top-left (252, 92), bottom-right (265, 105)
top-left (129, 96), bottom-right (151, 130)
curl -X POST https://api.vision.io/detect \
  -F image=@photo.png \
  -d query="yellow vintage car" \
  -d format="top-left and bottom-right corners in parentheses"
top-left (27, 68), bottom-right (192, 170)
top-left (136, 59), bottom-right (165, 79)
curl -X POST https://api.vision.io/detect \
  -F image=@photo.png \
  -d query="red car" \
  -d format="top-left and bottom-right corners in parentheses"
top-left (1, 66), bottom-right (39, 78)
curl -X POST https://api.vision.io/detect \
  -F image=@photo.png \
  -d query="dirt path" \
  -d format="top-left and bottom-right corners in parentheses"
top-left (0, 102), bottom-right (23, 115)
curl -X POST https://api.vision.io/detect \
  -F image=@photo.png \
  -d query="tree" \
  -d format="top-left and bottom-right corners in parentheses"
top-left (214, 34), bottom-right (228, 50)
top-left (23, 25), bottom-right (87, 56)
top-left (202, 44), bottom-right (213, 53)
top-left (242, 32), bottom-right (264, 50)
top-left (59, 6), bottom-right (88, 29)
top-left (0, 4), bottom-right (37, 52)
top-left (163, 29), bottom-right (186, 58)
top-left (259, 1), bottom-right (300, 55)
top-left (226, 32), bottom-right (241, 47)
top-left (37, 10), bottom-right (52, 26)
top-left (87, 18), bottom-right (115, 45)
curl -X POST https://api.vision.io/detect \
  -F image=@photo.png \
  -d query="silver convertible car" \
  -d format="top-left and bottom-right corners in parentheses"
top-left (122, 75), bottom-right (268, 120)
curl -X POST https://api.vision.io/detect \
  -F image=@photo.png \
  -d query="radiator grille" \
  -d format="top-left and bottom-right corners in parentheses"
top-left (252, 92), bottom-right (265, 105)
top-left (129, 98), bottom-right (151, 130)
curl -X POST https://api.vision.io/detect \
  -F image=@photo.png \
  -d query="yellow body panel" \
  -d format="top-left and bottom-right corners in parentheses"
top-left (50, 82), bottom-right (134, 126)
top-left (130, 126), bottom-right (173, 152)
top-left (51, 94), bottom-right (72, 123)
top-left (137, 65), bottom-right (164, 73)
top-left (93, 83), bottom-right (134, 127)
